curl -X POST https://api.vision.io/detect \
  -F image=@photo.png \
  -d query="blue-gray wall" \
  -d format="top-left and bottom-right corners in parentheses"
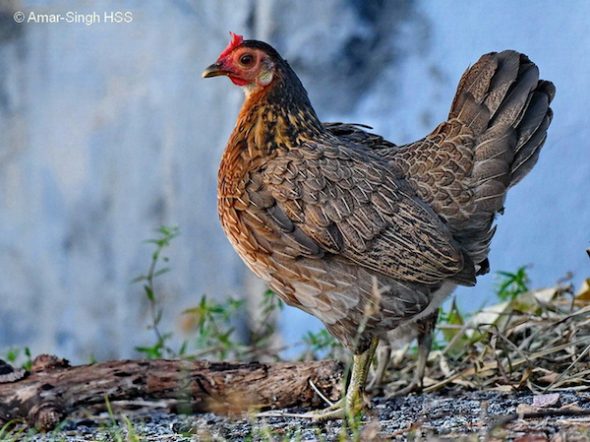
top-left (1, 0), bottom-right (588, 362)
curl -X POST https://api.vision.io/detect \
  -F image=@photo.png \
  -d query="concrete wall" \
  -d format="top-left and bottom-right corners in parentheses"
top-left (1, 0), bottom-right (588, 362)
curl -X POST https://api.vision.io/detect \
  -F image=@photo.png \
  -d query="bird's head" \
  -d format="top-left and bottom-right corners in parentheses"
top-left (202, 32), bottom-right (280, 93)
top-left (202, 32), bottom-right (320, 127)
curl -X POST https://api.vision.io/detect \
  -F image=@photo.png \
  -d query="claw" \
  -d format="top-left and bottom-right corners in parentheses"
top-left (256, 337), bottom-right (379, 422)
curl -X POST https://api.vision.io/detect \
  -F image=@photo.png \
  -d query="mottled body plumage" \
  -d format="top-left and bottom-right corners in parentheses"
top-left (211, 40), bottom-right (554, 355)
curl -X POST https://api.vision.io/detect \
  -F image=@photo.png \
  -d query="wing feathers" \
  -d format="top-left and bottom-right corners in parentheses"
top-left (260, 143), bottom-right (474, 286)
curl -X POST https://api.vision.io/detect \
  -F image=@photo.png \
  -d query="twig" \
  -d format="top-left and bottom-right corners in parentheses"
top-left (543, 342), bottom-right (590, 392)
top-left (424, 337), bottom-right (590, 393)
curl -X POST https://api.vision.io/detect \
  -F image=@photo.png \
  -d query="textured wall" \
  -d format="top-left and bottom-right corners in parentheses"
top-left (0, 0), bottom-right (252, 361)
top-left (1, 0), bottom-right (588, 362)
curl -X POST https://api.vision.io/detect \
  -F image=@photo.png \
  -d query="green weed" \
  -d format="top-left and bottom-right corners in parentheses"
top-left (302, 329), bottom-right (342, 360)
top-left (496, 265), bottom-right (530, 301)
top-left (133, 225), bottom-right (180, 359)
top-left (3, 346), bottom-right (32, 371)
top-left (183, 295), bottom-right (245, 360)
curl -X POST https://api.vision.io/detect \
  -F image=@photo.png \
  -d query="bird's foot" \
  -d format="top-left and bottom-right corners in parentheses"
top-left (256, 379), bottom-right (346, 421)
top-left (302, 391), bottom-right (369, 421)
top-left (296, 401), bottom-right (347, 421)
top-left (258, 338), bottom-right (379, 422)
top-left (256, 399), bottom-right (345, 421)
top-left (256, 396), bottom-right (370, 422)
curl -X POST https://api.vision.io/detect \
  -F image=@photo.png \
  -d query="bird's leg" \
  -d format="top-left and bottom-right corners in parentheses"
top-left (415, 323), bottom-right (434, 385)
top-left (257, 337), bottom-right (379, 421)
top-left (390, 312), bottom-right (437, 397)
top-left (344, 336), bottom-right (379, 415)
top-left (303, 336), bottom-right (379, 420)
top-left (367, 341), bottom-right (391, 392)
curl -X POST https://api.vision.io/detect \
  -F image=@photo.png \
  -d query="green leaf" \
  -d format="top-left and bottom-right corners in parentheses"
top-left (496, 265), bottom-right (530, 301)
top-left (302, 329), bottom-right (341, 358)
top-left (130, 274), bottom-right (147, 284)
top-left (135, 343), bottom-right (163, 359)
top-left (5, 348), bottom-right (18, 364)
top-left (153, 267), bottom-right (171, 278)
top-left (144, 284), bottom-right (155, 302)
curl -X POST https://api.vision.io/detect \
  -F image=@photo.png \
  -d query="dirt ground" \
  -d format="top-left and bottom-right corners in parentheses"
top-left (13, 390), bottom-right (590, 441)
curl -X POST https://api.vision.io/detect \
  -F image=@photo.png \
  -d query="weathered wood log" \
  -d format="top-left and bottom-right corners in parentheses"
top-left (0, 355), bottom-right (343, 431)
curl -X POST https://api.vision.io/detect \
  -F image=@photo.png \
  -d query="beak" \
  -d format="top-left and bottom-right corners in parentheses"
top-left (202, 62), bottom-right (227, 78)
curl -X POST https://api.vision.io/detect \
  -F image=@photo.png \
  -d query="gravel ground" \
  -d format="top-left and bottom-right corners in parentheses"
top-left (9, 390), bottom-right (590, 441)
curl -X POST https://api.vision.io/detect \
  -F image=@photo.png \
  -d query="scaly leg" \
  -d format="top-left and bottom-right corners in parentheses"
top-left (344, 336), bottom-right (379, 415)
top-left (367, 341), bottom-right (391, 392)
top-left (257, 337), bottom-right (379, 421)
top-left (390, 312), bottom-right (437, 397)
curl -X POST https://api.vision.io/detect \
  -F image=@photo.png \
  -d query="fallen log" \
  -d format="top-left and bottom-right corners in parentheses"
top-left (0, 355), bottom-right (343, 431)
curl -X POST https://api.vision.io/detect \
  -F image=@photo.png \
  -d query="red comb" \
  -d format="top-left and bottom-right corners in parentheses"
top-left (219, 32), bottom-right (244, 59)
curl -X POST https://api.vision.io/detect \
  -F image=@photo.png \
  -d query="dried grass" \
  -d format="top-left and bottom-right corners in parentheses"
top-left (381, 278), bottom-right (590, 396)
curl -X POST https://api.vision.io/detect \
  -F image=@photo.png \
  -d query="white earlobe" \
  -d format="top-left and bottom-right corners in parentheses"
top-left (258, 70), bottom-right (274, 86)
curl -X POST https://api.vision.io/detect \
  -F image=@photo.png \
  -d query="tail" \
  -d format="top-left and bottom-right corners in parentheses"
top-left (450, 50), bottom-right (555, 207)
top-left (341, 51), bottom-right (555, 277)
top-left (444, 50), bottom-right (554, 271)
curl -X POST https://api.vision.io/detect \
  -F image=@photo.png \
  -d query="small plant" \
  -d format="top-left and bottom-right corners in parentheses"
top-left (133, 225), bottom-right (180, 359)
top-left (431, 306), bottom-right (453, 351)
top-left (496, 265), bottom-right (530, 301)
top-left (0, 420), bottom-right (26, 442)
top-left (4, 346), bottom-right (32, 371)
top-left (104, 395), bottom-right (141, 442)
top-left (339, 407), bottom-right (365, 442)
top-left (183, 295), bottom-right (245, 360)
top-left (260, 289), bottom-right (284, 319)
top-left (301, 329), bottom-right (342, 360)
top-left (436, 299), bottom-right (471, 357)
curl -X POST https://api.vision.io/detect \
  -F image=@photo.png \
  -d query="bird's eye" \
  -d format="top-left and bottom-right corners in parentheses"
top-left (239, 54), bottom-right (254, 66)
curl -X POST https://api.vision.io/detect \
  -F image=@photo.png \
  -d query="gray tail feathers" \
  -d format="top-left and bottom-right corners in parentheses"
top-left (448, 51), bottom-right (554, 271)
top-left (449, 50), bottom-right (555, 215)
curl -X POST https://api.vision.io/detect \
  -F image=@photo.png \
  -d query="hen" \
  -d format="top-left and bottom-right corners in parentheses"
top-left (203, 32), bottom-right (554, 418)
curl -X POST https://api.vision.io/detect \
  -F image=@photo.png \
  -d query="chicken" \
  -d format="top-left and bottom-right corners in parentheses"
top-left (202, 32), bottom-right (555, 418)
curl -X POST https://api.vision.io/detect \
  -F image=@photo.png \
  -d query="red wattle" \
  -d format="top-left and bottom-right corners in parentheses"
top-left (229, 76), bottom-right (250, 87)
